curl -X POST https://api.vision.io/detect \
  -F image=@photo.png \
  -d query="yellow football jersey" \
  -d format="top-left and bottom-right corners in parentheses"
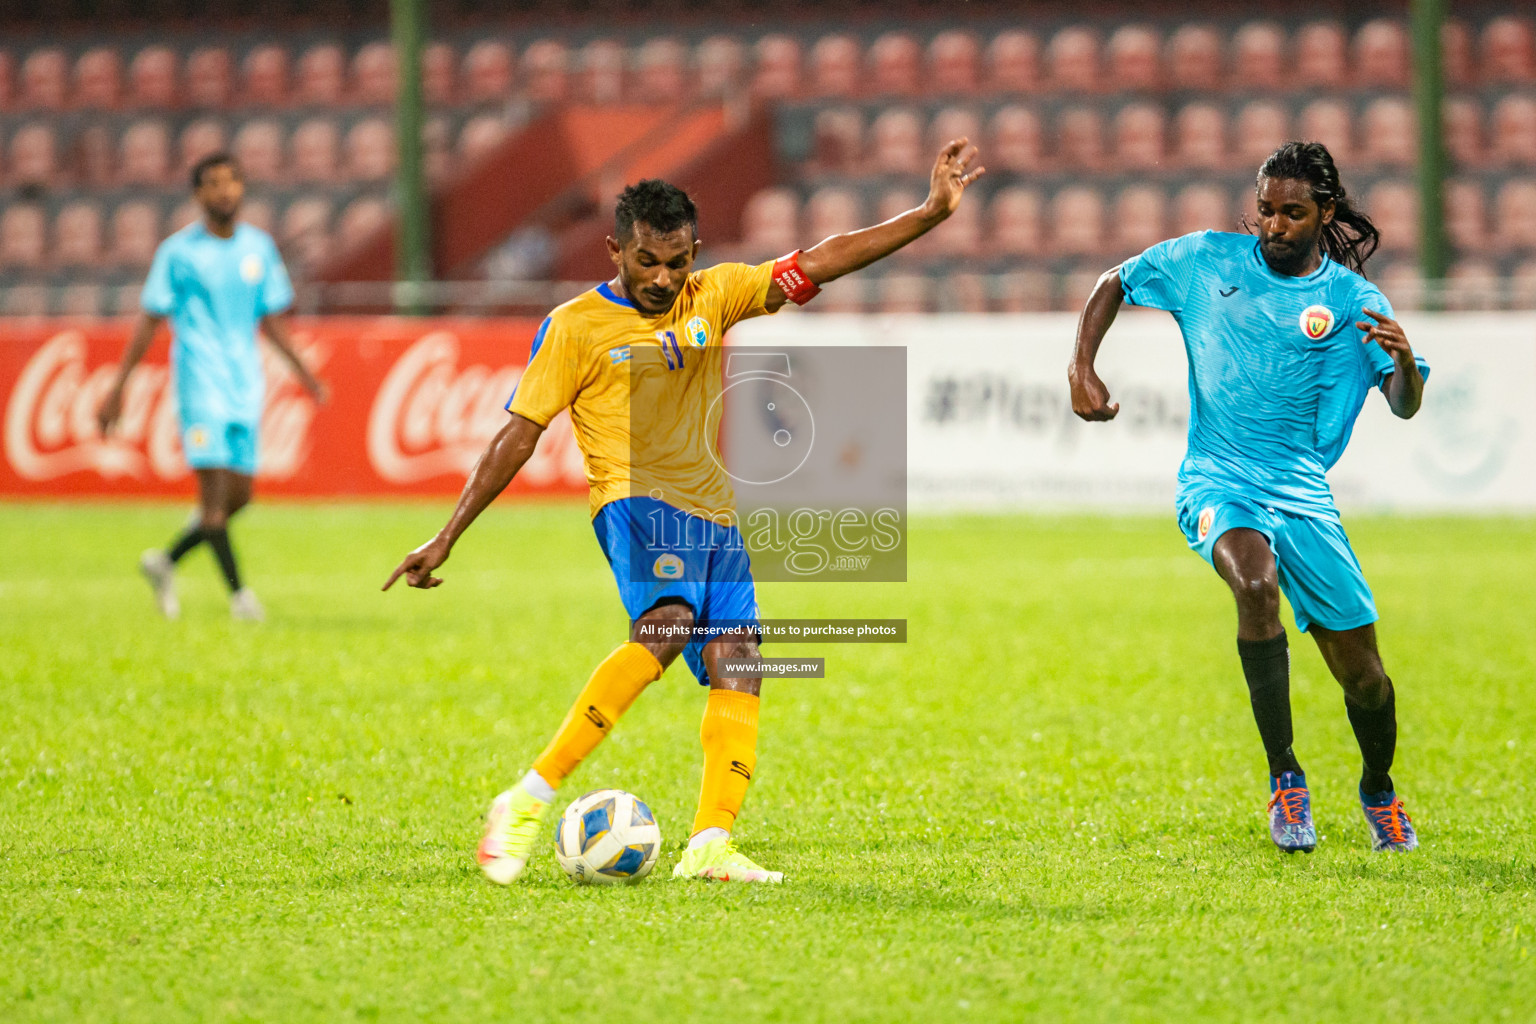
top-left (508, 260), bottom-right (777, 519)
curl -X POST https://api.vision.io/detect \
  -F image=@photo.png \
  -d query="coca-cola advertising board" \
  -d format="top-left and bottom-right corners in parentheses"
top-left (0, 318), bottom-right (587, 497)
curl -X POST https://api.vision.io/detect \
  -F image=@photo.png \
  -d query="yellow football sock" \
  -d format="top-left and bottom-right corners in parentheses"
top-left (531, 642), bottom-right (663, 785)
top-left (692, 688), bottom-right (760, 835)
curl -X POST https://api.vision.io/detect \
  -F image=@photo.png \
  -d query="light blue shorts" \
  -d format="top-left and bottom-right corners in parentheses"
top-left (1177, 491), bottom-right (1377, 633)
top-left (181, 419), bottom-right (258, 476)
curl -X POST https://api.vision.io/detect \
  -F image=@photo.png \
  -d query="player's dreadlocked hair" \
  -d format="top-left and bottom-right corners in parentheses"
top-left (614, 179), bottom-right (698, 241)
top-left (1254, 141), bottom-right (1380, 274)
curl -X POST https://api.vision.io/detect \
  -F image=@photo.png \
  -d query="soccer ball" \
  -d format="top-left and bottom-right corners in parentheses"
top-left (554, 789), bottom-right (662, 884)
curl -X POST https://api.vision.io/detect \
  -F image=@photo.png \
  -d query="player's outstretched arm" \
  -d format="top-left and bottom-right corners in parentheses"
top-left (261, 312), bottom-right (329, 403)
top-left (1068, 267), bottom-right (1126, 422)
top-left (96, 312), bottom-right (166, 435)
top-left (1357, 308), bottom-right (1424, 419)
top-left (766, 138), bottom-right (983, 312)
top-left (383, 413), bottom-right (546, 591)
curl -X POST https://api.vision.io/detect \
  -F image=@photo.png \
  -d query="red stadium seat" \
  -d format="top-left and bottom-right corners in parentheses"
top-left (1112, 186), bottom-right (1167, 254)
top-left (1174, 183), bottom-right (1233, 235)
top-left (1441, 20), bottom-right (1473, 87)
top-left (129, 46), bottom-right (179, 109)
top-left (1049, 186), bottom-right (1105, 256)
top-left (168, 199), bottom-right (200, 232)
top-left (7, 122), bottom-right (57, 185)
top-left (1166, 24), bottom-right (1223, 92)
top-left (0, 204), bottom-right (46, 268)
top-left (1491, 95), bottom-right (1536, 167)
top-left (1495, 179), bottom-right (1536, 252)
top-left (279, 197), bottom-right (333, 273)
top-left (636, 38), bottom-right (689, 101)
top-left (805, 187), bottom-right (863, 241)
top-left (240, 198), bottom-right (274, 235)
top-left (815, 275), bottom-right (866, 313)
top-left (119, 118), bottom-right (172, 185)
top-left (988, 186), bottom-right (1044, 257)
top-left (1375, 262), bottom-right (1425, 310)
top-left (1510, 259), bottom-right (1536, 309)
top-left (1059, 268), bottom-right (1103, 312)
top-left (1443, 97), bottom-right (1483, 167)
top-left (3, 283), bottom-right (50, 317)
top-left (74, 46), bottom-right (123, 109)
top-left (1111, 102), bottom-right (1164, 171)
top-left (810, 107), bottom-right (862, 174)
top-left (987, 30), bottom-right (1039, 93)
top-left (458, 114), bottom-right (510, 163)
top-left (291, 117), bottom-right (340, 183)
top-left (178, 118), bottom-right (227, 177)
top-left (936, 272), bottom-right (990, 313)
top-left (875, 188), bottom-right (921, 232)
top-left (1106, 25), bottom-right (1161, 92)
top-left (337, 197), bottom-right (390, 253)
top-left (55, 200), bottom-right (105, 268)
top-left (21, 48), bottom-right (68, 109)
top-left (1444, 260), bottom-right (1501, 310)
top-left (1296, 22), bottom-right (1347, 89)
top-left (1174, 103), bottom-right (1226, 170)
top-left (750, 34), bottom-right (800, 100)
top-left (696, 35), bottom-right (744, 96)
top-left (877, 274), bottom-right (930, 313)
top-left (926, 189), bottom-right (980, 256)
top-left (868, 32), bottom-right (921, 97)
top-left (995, 270), bottom-right (1052, 312)
top-left (1233, 100), bottom-right (1289, 168)
top-left (809, 34), bottom-right (861, 98)
top-left (1230, 22), bottom-right (1286, 92)
top-left (1364, 181), bottom-right (1418, 254)
top-left (423, 114), bottom-right (452, 181)
top-left (110, 200), bottom-right (161, 268)
top-left (1360, 98), bottom-right (1416, 169)
top-left (295, 44), bottom-right (346, 107)
top-left (1353, 20), bottom-right (1410, 89)
top-left (243, 44), bottom-right (289, 107)
top-left (1444, 179), bottom-right (1489, 253)
top-left (1048, 27), bottom-right (1100, 93)
top-left (740, 187), bottom-right (800, 255)
top-left (422, 42), bottom-right (457, 106)
top-left (346, 117), bottom-right (394, 180)
top-left (1482, 16), bottom-right (1535, 85)
top-left (929, 31), bottom-right (980, 95)
top-left (989, 104), bottom-right (1044, 173)
top-left (1056, 106), bottom-right (1104, 172)
top-left (522, 40), bottom-right (567, 104)
top-left (577, 39), bottom-right (625, 105)
top-left (74, 124), bottom-right (116, 187)
top-left (463, 40), bottom-right (516, 104)
top-left (929, 106), bottom-right (982, 156)
top-left (869, 107), bottom-right (925, 176)
top-left (0, 51), bottom-right (13, 111)
top-left (1298, 99), bottom-right (1354, 164)
top-left (353, 41), bottom-right (396, 106)
top-left (59, 282), bottom-right (107, 317)
top-left (187, 47), bottom-right (235, 109)
top-left (232, 119), bottom-right (285, 182)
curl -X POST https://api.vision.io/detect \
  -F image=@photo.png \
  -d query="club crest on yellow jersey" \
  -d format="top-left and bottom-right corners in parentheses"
top-left (685, 316), bottom-right (711, 349)
top-left (1299, 305), bottom-right (1334, 340)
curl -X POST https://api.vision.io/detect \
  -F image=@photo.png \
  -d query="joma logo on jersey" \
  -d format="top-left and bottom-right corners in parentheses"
top-left (1299, 305), bottom-right (1335, 339)
top-left (684, 316), bottom-right (711, 349)
top-left (653, 553), bottom-right (684, 579)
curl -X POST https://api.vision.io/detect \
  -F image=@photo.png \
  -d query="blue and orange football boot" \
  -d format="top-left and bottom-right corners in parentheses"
top-left (1268, 771), bottom-right (1317, 853)
top-left (1360, 789), bottom-right (1418, 852)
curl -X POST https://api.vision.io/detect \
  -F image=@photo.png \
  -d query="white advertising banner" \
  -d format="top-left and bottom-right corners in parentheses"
top-left (732, 312), bottom-right (1536, 513)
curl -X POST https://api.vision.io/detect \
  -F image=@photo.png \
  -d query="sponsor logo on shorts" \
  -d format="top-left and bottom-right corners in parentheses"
top-left (1198, 507), bottom-right (1215, 540)
top-left (241, 254), bottom-right (265, 284)
top-left (1300, 305), bottom-right (1334, 340)
top-left (685, 316), bottom-right (711, 349)
top-left (653, 553), bottom-right (684, 579)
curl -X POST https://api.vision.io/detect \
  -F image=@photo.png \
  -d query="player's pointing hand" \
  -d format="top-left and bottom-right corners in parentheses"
top-left (383, 536), bottom-right (451, 591)
top-left (923, 138), bottom-right (985, 219)
top-left (1356, 308), bottom-right (1414, 365)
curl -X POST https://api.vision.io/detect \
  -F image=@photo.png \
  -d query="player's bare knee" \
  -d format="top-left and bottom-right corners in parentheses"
top-left (1230, 571), bottom-right (1280, 619)
top-left (633, 600), bottom-right (693, 666)
top-left (1338, 659), bottom-right (1390, 708)
top-left (199, 509), bottom-right (229, 531)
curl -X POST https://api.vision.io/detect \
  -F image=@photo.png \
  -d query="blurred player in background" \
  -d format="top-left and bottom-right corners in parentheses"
top-left (1069, 142), bottom-right (1429, 854)
top-left (98, 153), bottom-right (327, 622)
top-left (386, 140), bottom-right (984, 884)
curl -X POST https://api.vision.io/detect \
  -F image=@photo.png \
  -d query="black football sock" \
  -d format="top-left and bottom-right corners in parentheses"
top-left (166, 525), bottom-right (205, 564)
top-left (1346, 677), bottom-right (1397, 795)
top-left (204, 527), bottom-right (243, 593)
top-left (1238, 631), bottom-right (1302, 777)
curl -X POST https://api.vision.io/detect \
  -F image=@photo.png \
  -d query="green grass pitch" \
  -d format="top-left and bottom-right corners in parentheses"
top-left (2, 502), bottom-right (1533, 1022)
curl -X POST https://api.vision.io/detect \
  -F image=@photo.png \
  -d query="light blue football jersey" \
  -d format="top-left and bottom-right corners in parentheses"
top-left (1119, 230), bottom-right (1430, 521)
top-left (141, 221), bottom-right (294, 426)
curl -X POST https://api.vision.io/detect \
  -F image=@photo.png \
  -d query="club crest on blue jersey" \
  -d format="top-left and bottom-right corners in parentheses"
top-left (653, 553), bottom-right (684, 579)
top-left (1198, 507), bottom-right (1215, 540)
top-left (1299, 305), bottom-right (1334, 340)
top-left (240, 254), bottom-right (265, 283)
top-left (684, 316), bottom-right (711, 349)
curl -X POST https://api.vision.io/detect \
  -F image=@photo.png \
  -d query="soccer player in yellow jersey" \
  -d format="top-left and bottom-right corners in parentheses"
top-left (385, 139), bottom-right (984, 884)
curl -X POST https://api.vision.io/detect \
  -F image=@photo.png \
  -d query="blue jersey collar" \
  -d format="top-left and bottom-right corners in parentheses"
top-left (1250, 238), bottom-right (1333, 285)
top-left (596, 281), bottom-right (636, 308)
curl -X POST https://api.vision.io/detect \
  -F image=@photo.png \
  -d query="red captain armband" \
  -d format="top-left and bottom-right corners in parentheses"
top-left (771, 250), bottom-right (821, 306)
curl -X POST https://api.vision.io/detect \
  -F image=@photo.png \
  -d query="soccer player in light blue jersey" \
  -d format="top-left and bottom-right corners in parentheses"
top-left (98, 153), bottom-right (326, 622)
top-left (1069, 142), bottom-right (1428, 854)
